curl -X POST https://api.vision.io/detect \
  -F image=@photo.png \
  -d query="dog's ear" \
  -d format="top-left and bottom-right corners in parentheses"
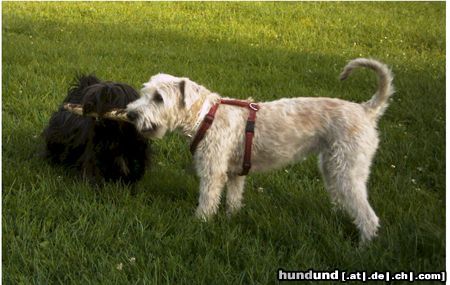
top-left (179, 79), bottom-right (201, 109)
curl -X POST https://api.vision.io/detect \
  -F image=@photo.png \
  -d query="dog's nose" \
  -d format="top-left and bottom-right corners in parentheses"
top-left (127, 111), bottom-right (139, 122)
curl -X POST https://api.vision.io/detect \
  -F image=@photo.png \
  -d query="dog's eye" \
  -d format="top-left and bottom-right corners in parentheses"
top-left (154, 92), bottom-right (163, 103)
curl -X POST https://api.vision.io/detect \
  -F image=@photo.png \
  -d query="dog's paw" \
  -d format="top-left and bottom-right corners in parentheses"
top-left (226, 203), bottom-right (244, 218)
top-left (195, 207), bottom-right (212, 222)
top-left (226, 209), bottom-right (236, 219)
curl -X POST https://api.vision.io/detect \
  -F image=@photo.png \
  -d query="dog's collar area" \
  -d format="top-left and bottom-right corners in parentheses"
top-left (190, 99), bottom-right (260, 176)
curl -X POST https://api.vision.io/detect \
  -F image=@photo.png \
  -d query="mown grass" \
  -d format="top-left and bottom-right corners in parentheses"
top-left (3, 2), bottom-right (445, 284)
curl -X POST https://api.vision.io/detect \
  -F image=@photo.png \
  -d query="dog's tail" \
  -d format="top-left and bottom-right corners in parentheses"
top-left (339, 58), bottom-right (394, 122)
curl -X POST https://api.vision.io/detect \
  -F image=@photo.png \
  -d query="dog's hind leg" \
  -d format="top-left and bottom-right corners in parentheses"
top-left (319, 143), bottom-right (379, 244)
top-left (226, 175), bottom-right (246, 216)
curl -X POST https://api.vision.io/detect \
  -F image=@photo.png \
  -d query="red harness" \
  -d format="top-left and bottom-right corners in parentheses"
top-left (190, 99), bottom-right (260, 176)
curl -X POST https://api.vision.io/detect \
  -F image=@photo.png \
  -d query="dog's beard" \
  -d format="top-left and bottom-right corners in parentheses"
top-left (129, 105), bottom-right (169, 139)
top-left (140, 123), bottom-right (167, 139)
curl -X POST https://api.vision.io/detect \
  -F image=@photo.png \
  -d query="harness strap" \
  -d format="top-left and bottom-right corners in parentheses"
top-left (241, 105), bottom-right (258, 175)
top-left (189, 103), bottom-right (220, 154)
top-left (190, 99), bottom-right (260, 176)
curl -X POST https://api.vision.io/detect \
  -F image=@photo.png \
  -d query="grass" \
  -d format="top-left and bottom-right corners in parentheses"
top-left (3, 2), bottom-right (445, 284)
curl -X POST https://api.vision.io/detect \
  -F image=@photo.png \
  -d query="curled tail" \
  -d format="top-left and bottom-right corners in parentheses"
top-left (340, 58), bottom-right (394, 122)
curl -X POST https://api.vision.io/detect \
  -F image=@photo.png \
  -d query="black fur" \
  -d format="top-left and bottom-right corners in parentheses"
top-left (43, 75), bottom-right (151, 185)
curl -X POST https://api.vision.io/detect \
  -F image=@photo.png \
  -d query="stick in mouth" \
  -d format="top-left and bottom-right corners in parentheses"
top-left (63, 103), bottom-right (130, 122)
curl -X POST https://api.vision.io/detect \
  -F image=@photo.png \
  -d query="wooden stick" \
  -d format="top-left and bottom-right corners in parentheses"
top-left (63, 103), bottom-right (130, 122)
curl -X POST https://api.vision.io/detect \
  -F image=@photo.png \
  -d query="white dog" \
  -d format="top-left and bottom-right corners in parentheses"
top-left (126, 58), bottom-right (394, 243)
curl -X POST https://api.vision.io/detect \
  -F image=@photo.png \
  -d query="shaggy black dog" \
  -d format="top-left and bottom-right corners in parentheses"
top-left (43, 75), bottom-right (151, 185)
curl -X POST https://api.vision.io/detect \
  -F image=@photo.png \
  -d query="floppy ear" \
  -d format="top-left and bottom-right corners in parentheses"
top-left (179, 79), bottom-right (200, 109)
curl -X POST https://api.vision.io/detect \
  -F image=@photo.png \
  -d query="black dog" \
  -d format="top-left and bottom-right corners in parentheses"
top-left (43, 75), bottom-right (151, 185)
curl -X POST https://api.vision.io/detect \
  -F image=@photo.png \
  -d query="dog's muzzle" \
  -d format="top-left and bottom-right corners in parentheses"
top-left (126, 110), bottom-right (159, 135)
top-left (142, 123), bottom-right (158, 133)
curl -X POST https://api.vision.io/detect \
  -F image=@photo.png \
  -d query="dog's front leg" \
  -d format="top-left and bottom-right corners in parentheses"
top-left (226, 175), bottom-right (246, 216)
top-left (195, 172), bottom-right (228, 220)
top-left (81, 156), bottom-right (102, 184)
top-left (194, 154), bottom-right (229, 220)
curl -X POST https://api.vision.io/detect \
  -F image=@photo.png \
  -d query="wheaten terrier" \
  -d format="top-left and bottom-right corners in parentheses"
top-left (126, 58), bottom-right (394, 243)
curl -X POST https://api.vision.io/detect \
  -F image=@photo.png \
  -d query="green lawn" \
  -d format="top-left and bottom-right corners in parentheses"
top-left (3, 2), bottom-right (445, 284)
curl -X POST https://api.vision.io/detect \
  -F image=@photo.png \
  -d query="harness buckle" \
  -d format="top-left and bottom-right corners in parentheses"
top-left (245, 120), bottom-right (255, 133)
top-left (249, 103), bottom-right (259, 111)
